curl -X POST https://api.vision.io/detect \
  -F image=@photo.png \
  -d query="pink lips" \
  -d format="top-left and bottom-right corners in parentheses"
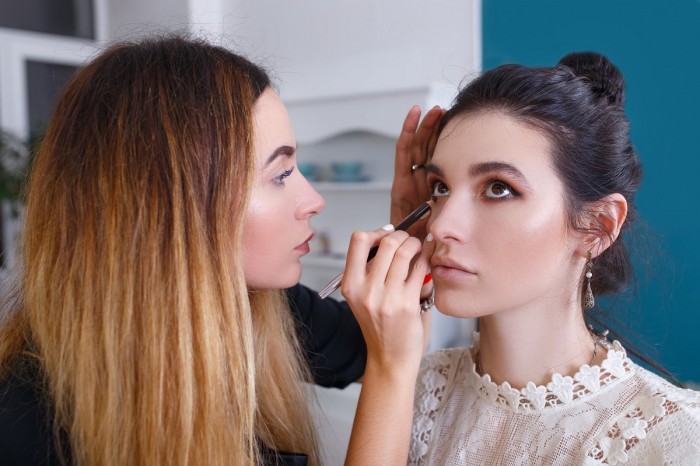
top-left (295, 232), bottom-right (314, 254)
top-left (431, 255), bottom-right (476, 280)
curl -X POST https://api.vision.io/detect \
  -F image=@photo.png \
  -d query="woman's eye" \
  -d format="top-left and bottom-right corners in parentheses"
top-left (430, 181), bottom-right (450, 199)
top-left (272, 167), bottom-right (295, 186)
top-left (484, 181), bottom-right (514, 199)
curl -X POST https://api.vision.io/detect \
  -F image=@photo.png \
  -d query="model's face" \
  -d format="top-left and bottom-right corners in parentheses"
top-left (242, 89), bottom-right (325, 289)
top-left (427, 111), bottom-right (582, 318)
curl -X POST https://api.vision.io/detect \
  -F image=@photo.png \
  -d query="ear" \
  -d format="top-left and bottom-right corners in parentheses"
top-left (578, 193), bottom-right (628, 258)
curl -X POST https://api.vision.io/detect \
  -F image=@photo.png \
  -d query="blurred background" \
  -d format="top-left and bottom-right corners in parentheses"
top-left (1, 0), bottom-right (698, 463)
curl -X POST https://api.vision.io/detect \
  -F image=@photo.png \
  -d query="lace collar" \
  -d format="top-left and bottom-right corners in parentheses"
top-left (464, 333), bottom-right (634, 412)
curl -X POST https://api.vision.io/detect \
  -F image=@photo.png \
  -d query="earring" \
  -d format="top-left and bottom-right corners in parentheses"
top-left (583, 251), bottom-right (595, 309)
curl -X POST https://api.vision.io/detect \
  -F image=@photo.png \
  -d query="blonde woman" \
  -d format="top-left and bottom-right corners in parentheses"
top-left (0, 35), bottom-right (443, 465)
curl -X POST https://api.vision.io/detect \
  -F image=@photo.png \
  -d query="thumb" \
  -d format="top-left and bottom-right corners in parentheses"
top-left (407, 232), bottom-right (435, 292)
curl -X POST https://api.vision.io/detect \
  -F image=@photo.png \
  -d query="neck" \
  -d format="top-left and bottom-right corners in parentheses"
top-left (476, 302), bottom-right (596, 388)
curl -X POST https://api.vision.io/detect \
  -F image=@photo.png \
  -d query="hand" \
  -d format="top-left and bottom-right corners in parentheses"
top-left (390, 105), bottom-right (444, 239)
top-left (341, 227), bottom-right (434, 371)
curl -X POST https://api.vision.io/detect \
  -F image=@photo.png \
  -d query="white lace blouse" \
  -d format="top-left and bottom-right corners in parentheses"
top-left (410, 334), bottom-right (700, 465)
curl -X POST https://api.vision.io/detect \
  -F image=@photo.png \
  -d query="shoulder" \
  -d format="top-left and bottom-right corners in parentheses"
top-left (632, 365), bottom-right (700, 424)
top-left (632, 367), bottom-right (700, 461)
top-left (584, 362), bottom-right (700, 465)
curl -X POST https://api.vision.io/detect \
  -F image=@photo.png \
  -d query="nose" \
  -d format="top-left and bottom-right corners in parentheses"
top-left (296, 175), bottom-right (325, 219)
top-left (429, 196), bottom-right (470, 244)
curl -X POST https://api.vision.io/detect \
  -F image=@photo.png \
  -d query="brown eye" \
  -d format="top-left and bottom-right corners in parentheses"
top-left (431, 181), bottom-right (450, 199)
top-left (485, 181), bottom-right (513, 199)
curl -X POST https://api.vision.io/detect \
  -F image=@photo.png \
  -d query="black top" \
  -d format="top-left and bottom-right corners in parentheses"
top-left (0, 284), bottom-right (366, 465)
top-left (286, 283), bottom-right (367, 389)
top-left (0, 363), bottom-right (62, 465)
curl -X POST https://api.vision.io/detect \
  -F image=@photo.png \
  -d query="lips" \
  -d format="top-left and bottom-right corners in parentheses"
top-left (295, 232), bottom-right (314, 252)
top-left (431, 255), bottom-right (472, 272)
top-left (431, 254), bottom-right (476, 280)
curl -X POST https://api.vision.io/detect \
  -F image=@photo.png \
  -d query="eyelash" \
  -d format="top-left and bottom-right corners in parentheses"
top-left (273, 167), bottom-right (295, 186)
top-left (429, 179), bottom-right (519, 200)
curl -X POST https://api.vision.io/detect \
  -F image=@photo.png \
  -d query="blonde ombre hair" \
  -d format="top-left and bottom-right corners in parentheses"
top-left (0, 36), bottom-right (319, 465)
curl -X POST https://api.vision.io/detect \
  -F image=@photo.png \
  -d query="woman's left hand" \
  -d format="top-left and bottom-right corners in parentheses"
top-left (390, 105), bottom-right (443, 240)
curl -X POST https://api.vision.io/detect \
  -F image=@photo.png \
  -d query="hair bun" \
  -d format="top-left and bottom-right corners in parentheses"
top-left (558, 52), bottom-right (626, 107)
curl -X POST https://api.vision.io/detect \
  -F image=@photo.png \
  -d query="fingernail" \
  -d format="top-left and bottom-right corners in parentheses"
top-left (426, 233), bottom-right (433, 242)
top-left (423, 273), bottom-right (433, 285)
top-left (381, 224), bottom-right (395, 231)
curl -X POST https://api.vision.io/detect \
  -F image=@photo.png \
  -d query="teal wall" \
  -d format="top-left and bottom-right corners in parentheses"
top-left (483, 0), bottom-right (700, 383)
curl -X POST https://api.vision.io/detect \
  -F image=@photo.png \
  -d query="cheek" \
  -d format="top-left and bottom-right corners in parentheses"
top-left (242, 195), bottom-right (278, 285)
top-left (241, 192), bottom-right (301, 288)
top-left (480, 202), bottom-right (572, 289)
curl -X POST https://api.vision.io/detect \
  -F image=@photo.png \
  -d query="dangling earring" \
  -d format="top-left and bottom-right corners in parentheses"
top-left (583, 251), bottom-right (595, 309)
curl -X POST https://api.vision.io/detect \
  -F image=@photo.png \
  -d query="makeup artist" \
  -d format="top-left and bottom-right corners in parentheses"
top-left (0, 35), bottom-right (439, 465)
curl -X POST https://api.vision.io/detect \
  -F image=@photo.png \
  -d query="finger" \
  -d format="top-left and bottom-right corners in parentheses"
top-left (395, 105), bottom-right (422, 169)
top-left (383, 236), bottom-right (422, 286)
top-left (415, 106), bottom-right (443, 155)
top-left (405, 233), bottom-right (436, 295)
top-left (344, 227), bottom-right (395, 286)
top-left (364, 231), bottom-right (411, 285)
top-left (425, 108), bottom-right (446, 162)
top-left (426, 113), bottom-right (442, 156)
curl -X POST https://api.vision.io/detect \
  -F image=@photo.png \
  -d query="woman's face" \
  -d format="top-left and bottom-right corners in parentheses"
top-left (243, 89), bottom-right (325, 289)
top-left (427, 111), bottom-right (583, 318)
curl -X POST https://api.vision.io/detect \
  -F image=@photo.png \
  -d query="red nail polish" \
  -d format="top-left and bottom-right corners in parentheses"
top-left (423, 273), bottom-right (433, 285)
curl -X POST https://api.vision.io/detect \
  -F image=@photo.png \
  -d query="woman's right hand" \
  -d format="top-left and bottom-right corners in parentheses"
top-left (341, 226), bottom-right (434, 373)
top-left (342, 226), bottom-right (435, 466)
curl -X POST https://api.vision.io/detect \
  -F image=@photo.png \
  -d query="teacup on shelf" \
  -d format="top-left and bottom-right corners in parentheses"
top-left (298, 162), bottom-right (320, 181)
top-left (331, 161), bottom-right (368, 182)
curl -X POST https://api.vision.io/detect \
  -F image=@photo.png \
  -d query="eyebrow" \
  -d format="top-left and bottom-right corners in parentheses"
top-left (426, 161), bottom-right (532, 190)
top-left (264, 145), bottom-right (296, 167)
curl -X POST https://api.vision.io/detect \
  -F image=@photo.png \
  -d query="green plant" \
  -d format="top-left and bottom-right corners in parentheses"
top-left (0, 128), bottom-right (29, 202)
top-left (0, 129), bottom-right (30, 267)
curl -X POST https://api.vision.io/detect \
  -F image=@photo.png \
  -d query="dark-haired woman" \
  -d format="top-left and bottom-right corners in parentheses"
top-left (342, 52), bottom-right (700, 464)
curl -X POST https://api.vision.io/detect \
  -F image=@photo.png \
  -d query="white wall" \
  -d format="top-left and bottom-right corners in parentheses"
top-left (102, 0), bottom-right (481, 101)
top-left (105, 0), bottom-right (189, 38)
top-left (221, 0), bottom-right (481, 102)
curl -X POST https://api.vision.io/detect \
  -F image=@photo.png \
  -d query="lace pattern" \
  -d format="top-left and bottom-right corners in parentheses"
top-left (584, 386), bottom-right (700, 465)
top-left (409, 334), bottom-right (700, 466)
top-left (410, 351), bottom-right (452, 462)
top-left (469, 339), bottom-right (632, 412)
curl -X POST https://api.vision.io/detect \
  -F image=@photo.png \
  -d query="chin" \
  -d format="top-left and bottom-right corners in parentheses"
top-left (278, 265), bottom-right (302, 288)
top-left (434, 290), bottom-right (483, 319)
top-left (246, 264), bottom-right (302, 290)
